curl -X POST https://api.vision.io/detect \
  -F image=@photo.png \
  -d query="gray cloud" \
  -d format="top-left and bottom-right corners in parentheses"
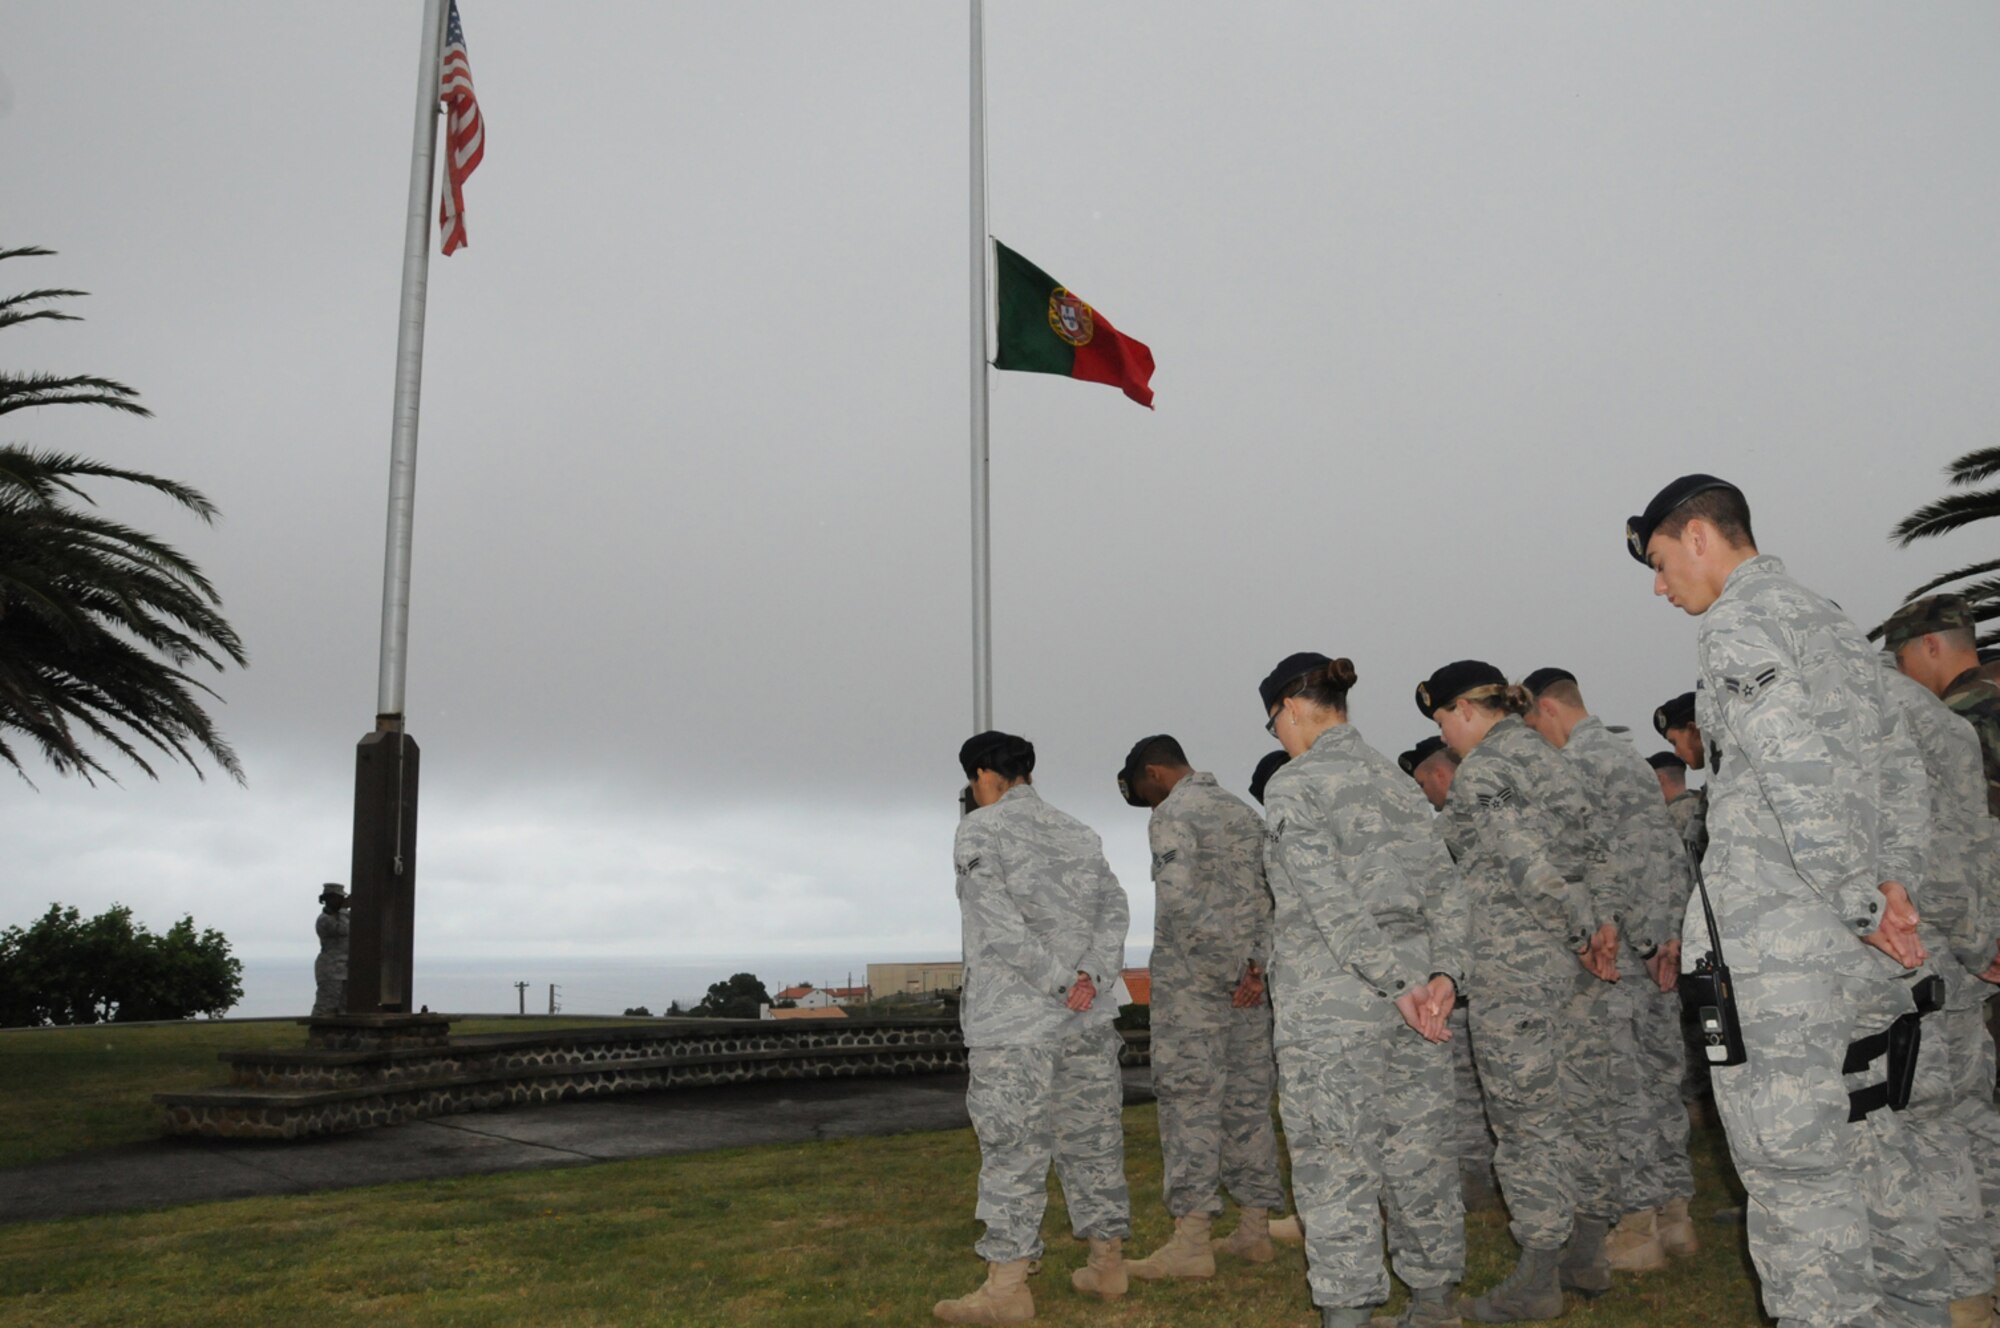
top-left (4, 3), bottom-right (1997, 1007)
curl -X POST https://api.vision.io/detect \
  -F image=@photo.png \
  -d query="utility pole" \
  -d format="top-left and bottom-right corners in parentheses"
top-left (514, 980), bottom-right (528, 1015)
top-left (547, 983), bottom-right (560, 1015)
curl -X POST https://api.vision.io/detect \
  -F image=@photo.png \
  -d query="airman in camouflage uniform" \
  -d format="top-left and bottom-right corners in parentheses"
top-left (1115, 735), bottom-right (1290, 1278)
top-left (1422, 661), bottom-right (1624, 1320)
top-left (1881, 667), bottom-right (2000, 1319)
top-left (1653, 693), bottom-right (1711, 870)
top-left (937, 731), bottom-right (1132, 1325)
top-left (1400, 736), bottom-right (1502, 1215)
top-left (1522, 670), bottom-right (1698, 1271)
top-left (1882, 594), bottom-right (2000, 816)
top-left (1261, 653), bottom-right (1465, 1328)
top-left (1630, 474), bottom-right (1950, 1328)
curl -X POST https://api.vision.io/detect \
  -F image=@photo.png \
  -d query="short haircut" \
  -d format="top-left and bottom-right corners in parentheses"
top-left (1418, 747), bottom-right (1460, 771)
top-left (1537, 679), bottom-right (1585, 711)
top-left (1936, 625), bottom-right (1978, 653)
top-left (1656, 485), bottom-right (1754, 550)
top-left (1131, 734), bottom-right (1188, 770)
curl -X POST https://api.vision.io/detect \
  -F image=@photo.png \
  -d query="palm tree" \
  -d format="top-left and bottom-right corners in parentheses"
top-left (0, 246), bottom-right (246, 784)
top-left (1874, 446), bottom-right (2000, 648)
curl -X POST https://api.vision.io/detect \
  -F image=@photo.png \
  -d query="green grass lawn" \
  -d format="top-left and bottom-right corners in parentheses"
top-left (0, 1018), bottom-right (631, 1168)
top-left (0, 1093), bottom-right (1768, 1327)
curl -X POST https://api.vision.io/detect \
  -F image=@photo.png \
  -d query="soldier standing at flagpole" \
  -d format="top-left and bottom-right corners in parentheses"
top-left (935, 731), bottom-right (1132, 1325)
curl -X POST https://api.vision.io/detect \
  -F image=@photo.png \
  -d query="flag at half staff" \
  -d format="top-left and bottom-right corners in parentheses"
top-left (438, 0), bottom-right (484, 256)
top-left (992, 241), bottom-right (1156, 409)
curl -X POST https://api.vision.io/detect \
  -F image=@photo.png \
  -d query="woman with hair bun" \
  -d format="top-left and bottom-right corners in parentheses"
top-left (1416, 661), bottom-right (1621, 1322)
top-left (1257, 652), bottom-right (1467, 1328)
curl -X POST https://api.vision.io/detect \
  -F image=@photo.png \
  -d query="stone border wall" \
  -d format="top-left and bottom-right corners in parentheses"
top-left (159, 1019), bottom-right (1149, 1142)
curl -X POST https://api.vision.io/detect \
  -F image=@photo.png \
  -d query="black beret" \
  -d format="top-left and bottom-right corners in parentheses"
top-left (1116, 734), bottom-right (1170, 808)
top-left (1647, 751), bottom-right (1688, 773)
top-left (1652, 691), bottom-right (1697, 736)
top-left (1398, 735), bottom-right (1448, 777)
top-left (1248, 749), bottom-right (1289, 805)
top-left (959, 730), bottom-right (1034, 779)
top-left (1415, 660), bottom-right (1506, 719)
top-left (1626, 474), bottom-right (1740, 565)
top-left (1521, 667), bottom-right (1576, 698)
top-left (1260, 652), bottom-right (1332, 712)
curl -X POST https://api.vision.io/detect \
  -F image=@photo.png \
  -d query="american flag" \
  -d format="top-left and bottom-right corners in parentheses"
top-left (437, 0), bottom-right (484, 256)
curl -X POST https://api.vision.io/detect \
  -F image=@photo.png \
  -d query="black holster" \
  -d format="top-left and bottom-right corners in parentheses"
top-left (1842, 975), bottom-right (1942, 1122)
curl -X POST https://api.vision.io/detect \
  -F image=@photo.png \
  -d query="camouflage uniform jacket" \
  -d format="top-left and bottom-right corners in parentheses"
top-left (1262, 723), bottom-right (1467, 1046)
top-left (954, 784), bottom-right (1129, 1049)
top-left (1148, 771), bottom-right (1272, 1008)
top-left (1690, 555), bottom-right (1930, 970)
top-left (1439, 715), bottom-right (1617, 994)
top-left (1562, 715), bottom-right (1692, 959)
top-left (1666, 787), bottom-right (1708, 873)
top-left (1882, 667), bottom-right (2000, 996)
top-left (1940, 659), bottom-right (2000, 818)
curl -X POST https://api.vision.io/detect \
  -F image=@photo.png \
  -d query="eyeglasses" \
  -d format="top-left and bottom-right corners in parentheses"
top-left (1265, 706), bottom-right (1284, 737)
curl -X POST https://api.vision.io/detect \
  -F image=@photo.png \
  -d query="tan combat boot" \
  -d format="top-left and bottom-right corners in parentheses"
top-left (1212, 1206), bottom-right (1277, 1263)
top-left (1269, 1212), bottom-right (1304, 1242)
top-left (1069, 1236), bottom-right (1127, 1301)
top-left (1657, 1195), bottom-right (1699, 1259)
top-left (1127, 1213), bottom-right (1216, 1280)
top-left (933, 1259), bottom-right (1035, 1324)
top-left (1947, 1295), bottom-right (1996, 1328)
top-left (1604, 1206), bottom-right (1668, 1273)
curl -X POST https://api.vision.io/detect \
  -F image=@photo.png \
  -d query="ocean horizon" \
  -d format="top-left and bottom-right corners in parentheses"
top-left (230, 947), bottom-right (1154, 1020)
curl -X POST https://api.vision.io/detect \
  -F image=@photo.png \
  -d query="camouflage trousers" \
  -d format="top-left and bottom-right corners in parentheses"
top-left (1448, 1003), bottom-right (1496, 1178)
top-left (1905, 996), bottom-right (1999, 1300)
top-left (1562, 966), bottom-right (1636, 1223)
top-left (1151, 994), bottom-right (1285, 1218)
top-left (1630, 969), bottom-right (1695, 1209)
top-left (1712, 962), bottom-right (1950, 1328)
top-left (965, 1023), bottom-right (1131, 1262)
top-left (1277, 998), bottom-right (1465, 1309)
top-left (1469, 981), bottom-right (1579, 1252)
top-left (311, 958), bottom-right (345, 1018)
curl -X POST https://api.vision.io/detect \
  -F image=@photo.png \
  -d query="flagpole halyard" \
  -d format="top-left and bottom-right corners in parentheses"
top-left (968, 0), bottom-right (993, 733)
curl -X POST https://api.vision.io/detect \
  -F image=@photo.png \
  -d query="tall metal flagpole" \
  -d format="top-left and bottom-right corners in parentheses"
top-left (345, 0), bottom-right (448, 1017)
top-left (378, 0), bottom-right (449, 724)
top-left (968, 0), bottom-right (993, 733)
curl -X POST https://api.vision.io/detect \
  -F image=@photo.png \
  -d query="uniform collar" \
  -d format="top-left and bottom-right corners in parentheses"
top-left (1717, 552), bottom-right (1785, 600)
top-left (998, 783), bottom-right (1040, 807)
top-left (1156, 770), bottom-right (1215, 814)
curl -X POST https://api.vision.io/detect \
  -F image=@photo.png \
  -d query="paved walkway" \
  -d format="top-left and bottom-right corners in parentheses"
top-left (0, 1069), bottom-right (1153, 1227)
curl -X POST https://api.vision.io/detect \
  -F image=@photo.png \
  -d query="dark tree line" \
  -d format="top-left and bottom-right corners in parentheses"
top-left (0, 903), bottom-right (241, 1026)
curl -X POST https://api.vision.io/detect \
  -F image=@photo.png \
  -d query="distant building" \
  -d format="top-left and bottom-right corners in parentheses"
top-left (866, 961), bottom-right (964, 998)
top-left (772, 984), bottom-right (838, 1010)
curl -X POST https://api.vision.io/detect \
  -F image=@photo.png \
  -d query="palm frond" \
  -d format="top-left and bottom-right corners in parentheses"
top-left (0, 375), bottom-right (151, 419)
top-left (1891, 487), bottom-right (2000, 546)
top-left (0, 247), bottom-right (59, 264)
top-left (1946, 446), bottom-right (2000, 487)
top-left (1900, 557), bottom-right (2000, 602)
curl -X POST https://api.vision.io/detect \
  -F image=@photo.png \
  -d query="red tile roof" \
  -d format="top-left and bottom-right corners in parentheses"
top-left (1120, 968), bottom-right (1150, 1005)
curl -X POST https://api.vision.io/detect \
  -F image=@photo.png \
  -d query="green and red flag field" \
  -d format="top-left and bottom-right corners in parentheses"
top-left (993, 240), bottom-right (1156, 408)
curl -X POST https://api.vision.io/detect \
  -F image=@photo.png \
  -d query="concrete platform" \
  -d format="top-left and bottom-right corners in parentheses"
top-left (0, 1067), bottom-right (1154, 1227)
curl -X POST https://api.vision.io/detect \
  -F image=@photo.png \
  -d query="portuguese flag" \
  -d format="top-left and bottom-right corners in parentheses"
top-left (992, 240), bottom-right (1156, 409)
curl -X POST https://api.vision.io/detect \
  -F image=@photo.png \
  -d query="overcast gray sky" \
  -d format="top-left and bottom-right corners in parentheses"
top-left (4, 3), bottom-right (1998, 995)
